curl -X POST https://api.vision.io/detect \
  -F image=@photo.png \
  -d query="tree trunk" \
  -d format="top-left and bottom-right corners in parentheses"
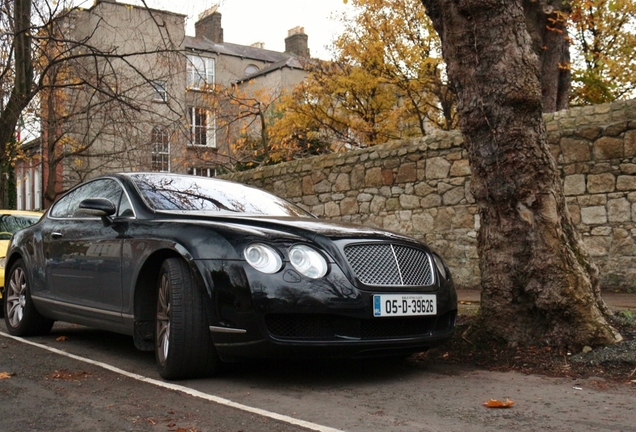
top-left (523, 0), bottom-right (571, 112)
top-left (421, 0), bottom-right (620, 350)
top-left (0, 0), bottom-right (34, 208)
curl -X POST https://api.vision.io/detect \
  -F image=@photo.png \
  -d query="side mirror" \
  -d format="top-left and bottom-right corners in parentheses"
top-left (79, 198), bottom-right (116, 226)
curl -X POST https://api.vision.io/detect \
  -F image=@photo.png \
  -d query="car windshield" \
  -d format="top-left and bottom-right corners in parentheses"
top-left (0, 214), bottom-right (41, 234)
top-left (129, 174), bottom-right (312, 217)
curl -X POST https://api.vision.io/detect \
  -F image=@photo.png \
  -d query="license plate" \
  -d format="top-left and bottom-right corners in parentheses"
top-left (373, 294), bottom-right (437, 317)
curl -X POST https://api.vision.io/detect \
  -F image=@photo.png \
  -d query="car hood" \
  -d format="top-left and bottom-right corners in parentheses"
top-left (157, 212), bottom-right (420, 244)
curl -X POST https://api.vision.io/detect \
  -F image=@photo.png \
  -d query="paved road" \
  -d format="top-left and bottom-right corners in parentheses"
top-left (2, 319), bottom-right (636, 432)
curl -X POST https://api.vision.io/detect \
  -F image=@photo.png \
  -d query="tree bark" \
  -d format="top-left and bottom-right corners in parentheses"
top-left (421, 0), bottom-right (620, 350)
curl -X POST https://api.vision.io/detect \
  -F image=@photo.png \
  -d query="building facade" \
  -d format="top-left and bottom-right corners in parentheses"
top-left (16, 0), bottom-right (310, 209)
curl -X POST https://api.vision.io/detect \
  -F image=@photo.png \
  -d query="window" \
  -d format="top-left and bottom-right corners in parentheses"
top-left (244, 64), bottom-right (259, 76)
top-left (188, 167), bottom-right (217, 178)
top-left (151, 126), bottom-right (170, 172)
top-left (187, 55), bottom-right (215, 90)
top-left (188, 107), bottom-right (216, 147)
top-left (151, 80), bottom-right (168, 102)
top-left (50, 179), bottom-right (122, 219)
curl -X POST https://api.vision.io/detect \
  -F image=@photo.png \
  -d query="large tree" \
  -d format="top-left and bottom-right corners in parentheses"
top-left (420, 0), bottom-right (620, 349)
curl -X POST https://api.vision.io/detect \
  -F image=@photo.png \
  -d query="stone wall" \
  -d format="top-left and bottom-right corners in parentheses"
top-left (222, 99), bottom-right (636, 291)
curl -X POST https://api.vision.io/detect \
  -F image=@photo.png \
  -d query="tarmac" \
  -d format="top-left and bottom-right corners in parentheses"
top-left (456, 289), bottom-right (636, 310)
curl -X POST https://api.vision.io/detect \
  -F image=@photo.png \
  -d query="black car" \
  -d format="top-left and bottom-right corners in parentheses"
top-left (3, 173), bottom-right (457, 379)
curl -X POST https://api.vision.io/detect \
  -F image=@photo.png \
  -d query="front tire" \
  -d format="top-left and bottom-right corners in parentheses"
top-left (155, 257), bottom-right (219, 380)
top-left (4, 259), bottom-right (54, 336)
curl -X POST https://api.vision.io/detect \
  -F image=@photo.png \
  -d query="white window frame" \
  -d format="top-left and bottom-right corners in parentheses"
top-left (187, 55), bottom-right (215, 90)
top-left (187, 167), bottom-right (217, 178)
top-left (151, 126), bottom-right (171, 172)
top-left (189, 107), bottom-right (216, 148)
top-left (151, 80), bottom-right (168, 102)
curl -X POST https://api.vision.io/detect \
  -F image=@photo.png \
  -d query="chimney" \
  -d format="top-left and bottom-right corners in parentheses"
top-left (195, 7), bottom-right (223, 43)
top-left (285, 26), bottom-right (309, 58)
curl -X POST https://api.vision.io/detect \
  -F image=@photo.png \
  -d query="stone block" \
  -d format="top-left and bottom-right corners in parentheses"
top-left (593, 136), bottom-right (624, 160)
top-left (617, 175), bottom-right (636, 191)
top-left (334, 173), bottom-right (350, 192)
top-left (414, 182), bottom-right (435, 197)
top-left (443, 187), bottom-right (465, 205)
top-left (425, 157), bottom-right (451, 179)
top-left (365, 167), bottom-right (383, 187)
top-left (396, 163), bottom-right (417, 183)
top-left (563, 174), bottom-right (586, 195)
top-left (575, 126), bottom-right (602, 140)
top-left (560, 137), bottom-right (590, 163)
top-left (340, 197), bottom-right (359, 215)
top-left (587, 173), bottom-right (615, 193)
top-left (581, 206), bottom-right (607, 224)
top-left (625, 130), bottom-right (636, 158)
top-left (421, 194), bottom-right (442, 208)
top-left (450, 159), bottom-right (471, 177)
top-left (399, 194), bottom-right (420, 209)
top-left (350, 165), bottom-right (365, 189)
top-left (607, 198), bottom-right (631, 222)
top-left (325, 201), bottom-right (341, 217)
top-left (413, 212), bottom-right (435, 232)
top-left (314, 179), bottom-right (331, 193)
top-left (382, 168), bottom-right (394, 186)
top-left (370, 196), bottom-right (386, 214)
top-left (582, 236), bottom-right (610, 256)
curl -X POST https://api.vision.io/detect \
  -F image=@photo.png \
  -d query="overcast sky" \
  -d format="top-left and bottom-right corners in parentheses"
top-left (126, 0), bottom-right (351, 59)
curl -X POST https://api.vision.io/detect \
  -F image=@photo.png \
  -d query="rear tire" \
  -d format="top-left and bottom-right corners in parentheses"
top-left (155, 257), bottom-right (219, 380)
top-left (4, 259), bottom-right (54, 336)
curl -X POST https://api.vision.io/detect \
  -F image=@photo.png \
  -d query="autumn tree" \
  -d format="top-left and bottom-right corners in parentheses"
top-left (276, 59), bottom-right (410, 149)
top-left (569, 0), bottom-right (636, 105)
top-left (420, 0), bottom-right (620, 349)
top-left (275, 0), bottom-right (456, 150)
top-left (200, 71), bottom-right (332, 171)
top-left (336, 0), bottom-right (456, 132)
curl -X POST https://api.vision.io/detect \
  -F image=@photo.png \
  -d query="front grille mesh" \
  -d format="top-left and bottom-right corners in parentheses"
top-left (343, 244), bottom-right (434, 286)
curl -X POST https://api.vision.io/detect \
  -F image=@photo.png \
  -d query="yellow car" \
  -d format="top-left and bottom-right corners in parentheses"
top-left (0, 210), bottom-right (43, 313)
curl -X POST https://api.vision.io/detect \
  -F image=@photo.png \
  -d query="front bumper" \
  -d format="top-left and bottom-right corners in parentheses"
top-left (197, 259), bottom-right (457, 362)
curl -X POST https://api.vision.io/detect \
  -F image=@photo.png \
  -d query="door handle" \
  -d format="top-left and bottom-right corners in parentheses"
top-left (51, 232), bottom-right (63, 238)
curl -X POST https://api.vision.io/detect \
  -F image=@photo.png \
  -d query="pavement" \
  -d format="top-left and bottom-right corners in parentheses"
top-left (456, 289), bottom-right (636, 310)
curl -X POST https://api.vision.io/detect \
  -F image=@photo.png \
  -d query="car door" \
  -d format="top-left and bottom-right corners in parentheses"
top-left (43, 179), bottom-right (127, 323)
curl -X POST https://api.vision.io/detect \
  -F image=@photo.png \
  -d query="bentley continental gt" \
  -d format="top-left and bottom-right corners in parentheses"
top-left (3, 173), bottom-right (457, 379)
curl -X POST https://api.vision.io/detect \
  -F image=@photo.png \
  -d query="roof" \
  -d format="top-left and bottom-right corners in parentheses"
top-left (185, 36), bottom-right (292, 64)
top-left (236, 57), bottom-right (305, 83)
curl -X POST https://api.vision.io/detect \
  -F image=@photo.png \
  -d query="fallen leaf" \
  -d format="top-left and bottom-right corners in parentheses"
top-left (484, 398), bottom-right (515, 408)
top-left (0, 372), bottom-right (14, 380)
top-left (56, 336), bottom-right (69, 342)
top-left (49, 370), bottom-right (91, 380)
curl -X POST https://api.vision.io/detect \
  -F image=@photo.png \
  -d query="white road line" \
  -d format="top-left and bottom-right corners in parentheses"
top-left (0, 330), bottom-right (344, 432)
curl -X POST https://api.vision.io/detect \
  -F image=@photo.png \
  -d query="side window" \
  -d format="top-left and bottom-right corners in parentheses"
top-left (118, 193), bottom-right (134, 217)
top-left (50, 179), bottom-right (123, 219)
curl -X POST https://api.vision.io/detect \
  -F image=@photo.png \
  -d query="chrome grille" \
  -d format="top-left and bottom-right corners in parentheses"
top-left (343, 244), bottom-right (434, 286)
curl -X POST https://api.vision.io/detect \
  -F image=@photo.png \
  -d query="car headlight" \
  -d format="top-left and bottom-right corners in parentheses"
top-left (289, 245), bottom-right (328, 279)
top-left (244, 244), bottom-right (283, 274)
top-left (432, 253), bottom-right (448, 280)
